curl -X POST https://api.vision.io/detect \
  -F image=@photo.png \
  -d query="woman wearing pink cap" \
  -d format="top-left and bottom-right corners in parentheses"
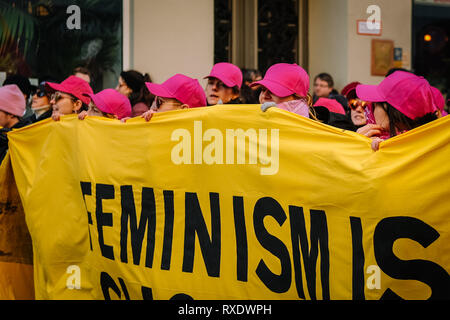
top-left (251, 63), bottom-right (356, 131)
top-left (204, 62), bottom-right (243, 106)
top-left (355, 71), bottom-right (439, 150)
top-left (141, 74), bottom-right (207, 121)
top-left (78, 89), bottom-right (132, 120)
top-left (116, 70), bottom-right (154, 115)
top-left (341, 81), bottom-right (369, 128)
top-left (46, 75), bottom-right (94, 121)
top-left (250, 63), bottom-right (313, 111)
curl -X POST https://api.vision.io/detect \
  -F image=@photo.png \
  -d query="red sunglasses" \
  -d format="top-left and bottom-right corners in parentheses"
top-left (349, 99), bottom-right (369, 110)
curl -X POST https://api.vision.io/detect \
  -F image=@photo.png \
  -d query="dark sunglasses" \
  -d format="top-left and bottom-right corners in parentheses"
top-left (349, 99), bottom-right (369, 110)
top-left (34, 90), bottom-right (47, 98)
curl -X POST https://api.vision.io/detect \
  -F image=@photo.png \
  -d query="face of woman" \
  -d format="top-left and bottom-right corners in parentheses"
top-left (31, 91), bottom-right (50, 110)
top-left (116, 77), bottom-right (132, 96)
top-left (205, 78), bottom-right (238, 105)
top-left (151, 96), bottom-right (187, 113)
top-left (351, 107), bottom-right (367, 127)
top-left (0, 110), bottom-right (16, 128)
top-left (50, 91), bottom-right (81, 115)
top-left (373, 103), bottom-right (390, 131)
top-left (259, 87), bottom-right (295, 105)
top-left (87, 102), bottom-right (105, 117)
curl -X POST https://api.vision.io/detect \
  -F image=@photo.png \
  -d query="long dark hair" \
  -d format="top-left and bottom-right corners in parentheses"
top-left (380, 102), bottom-right (438, 137)
top-left (120, 70), bottom-right (154, 106)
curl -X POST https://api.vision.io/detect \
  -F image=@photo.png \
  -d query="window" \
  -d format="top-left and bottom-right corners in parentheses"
top-left (0, 0), bottom-right (123, 92)
top-left (257, 0), bottom-right (299, 74)
top-left (213, 0), bottom-right (306, 74)
top-left (413, 2), bottom-right (450, 96)
top-left (214, 0), bottom-right (233, 64)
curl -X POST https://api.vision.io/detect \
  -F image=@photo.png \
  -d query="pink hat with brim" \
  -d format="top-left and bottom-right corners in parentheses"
top-left (83, 89), bottom-right (131, 120)
top-left (314, 97), bottom-right (346, 115)
top-left (251, 79), bottom-right (296, 98)
top-left (46, 75), bottom-right (93, 106)
top-left (431, 86), bottom-right (445, 112)
top-left (0, 85), bottom-right (26, 117)
top-left (356, 71), bottom-right (436, 120)
top-left (204, 63), bottom-right (243, 88)
top-left (250, 63), bottom-right (309, 98)
top-left (146, 74), bottom-right (207, 108)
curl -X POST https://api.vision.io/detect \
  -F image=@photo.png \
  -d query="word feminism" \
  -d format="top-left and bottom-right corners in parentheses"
top-left (80, 182), bottom-right (450, 300)
top-left (171, 121), bottom-right (280, 175)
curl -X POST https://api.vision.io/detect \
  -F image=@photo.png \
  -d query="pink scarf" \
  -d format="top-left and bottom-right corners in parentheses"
top-left (276, 100), bottom-right (310, 118)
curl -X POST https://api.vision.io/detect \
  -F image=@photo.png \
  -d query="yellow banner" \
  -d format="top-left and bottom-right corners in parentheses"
top-left (0, 153), bottom-right (34, 300)
top-left (7, 105), bottom-right (450, 300)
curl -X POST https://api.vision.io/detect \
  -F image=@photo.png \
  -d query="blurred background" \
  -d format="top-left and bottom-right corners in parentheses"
top-left (0, 0), bottom-right (448, 101)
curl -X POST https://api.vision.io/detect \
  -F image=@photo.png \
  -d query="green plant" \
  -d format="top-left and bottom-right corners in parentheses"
top-left (0, 1), bottom-right (36, 57)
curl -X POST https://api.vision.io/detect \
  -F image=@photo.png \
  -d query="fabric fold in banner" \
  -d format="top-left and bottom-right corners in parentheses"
top-left (7, 105), bottom-right (450, 300)
top-left (0, 153), bottom-right (34, 300)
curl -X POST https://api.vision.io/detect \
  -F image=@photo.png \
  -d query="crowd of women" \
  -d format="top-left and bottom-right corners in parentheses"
top-left (0, 61), bottom-right (448, 163)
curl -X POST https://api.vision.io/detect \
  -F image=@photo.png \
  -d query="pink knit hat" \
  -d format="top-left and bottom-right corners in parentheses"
top-left (83, 89), bottom-right (132, 120)
top-left (0, 84), bottom-right (26, 117)
top-left (431, 87), bottom-right (445, 112)
top-left (250, 63), bottom-right (310, 97)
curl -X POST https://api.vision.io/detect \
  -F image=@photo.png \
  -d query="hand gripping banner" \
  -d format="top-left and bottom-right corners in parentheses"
top-left (6, 105), bottom-right (450, 300)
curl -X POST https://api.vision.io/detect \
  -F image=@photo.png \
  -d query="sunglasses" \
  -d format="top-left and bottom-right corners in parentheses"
top-left (51, 92), bottom-right (78, 103)
top-left (34, 90), bottom-right (47, 98)
top-left (349, 99), bottom-right (369, 110)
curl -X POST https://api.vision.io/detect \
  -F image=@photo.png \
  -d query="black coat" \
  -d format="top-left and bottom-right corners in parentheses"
top-left (24, 108), bottom-right (53, 124)
top-left (311, 106), bottom-right (357, 132)
top-left (0, 118), bottom-right (32, 165)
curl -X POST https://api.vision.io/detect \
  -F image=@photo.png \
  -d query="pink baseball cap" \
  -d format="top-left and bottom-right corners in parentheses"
top-left (145, 74), bottom-right (207, 108)
top-left (83, 89), bottom-right (131, 120)
top-left (204, 63), bottom-right (243, 88)
top-left (431, 86), bottom-right (445, 112)
top-left (356, 71), bottom-right (436, 120)
top-left (46, 75), bottom-right (93, 106)
top-left (314, 98), bottom-right (346, 115)
top-left (250, 63), bottom-right (310, 97)
top-left (0, 84), bottom-right (26, 117)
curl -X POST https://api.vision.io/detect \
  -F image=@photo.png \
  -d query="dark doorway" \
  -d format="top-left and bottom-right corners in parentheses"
top-left (413, 3), bottom-right (450, 101)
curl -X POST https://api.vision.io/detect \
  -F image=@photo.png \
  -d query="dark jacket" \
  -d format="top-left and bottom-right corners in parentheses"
top-left (24, 108), bottom-right (53, 124)
top-left (0, 118), bottom-right (32, 165)
top-left (311, 106), bottom-right (357, 132)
